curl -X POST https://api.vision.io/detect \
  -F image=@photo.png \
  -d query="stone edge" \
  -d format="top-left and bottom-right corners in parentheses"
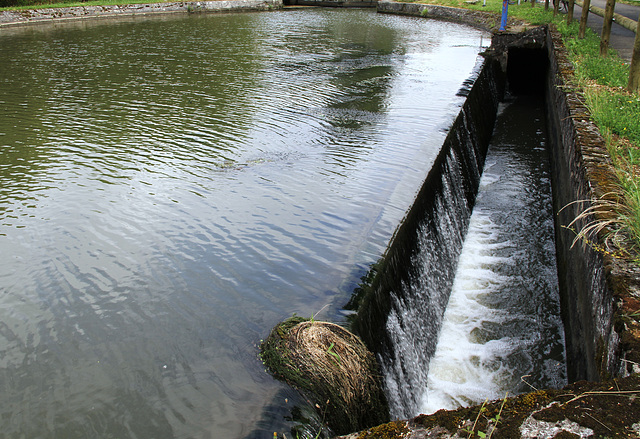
top-left (0, 0), bottom-right (282, 28)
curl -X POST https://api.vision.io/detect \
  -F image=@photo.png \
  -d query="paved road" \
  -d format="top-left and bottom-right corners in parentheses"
top-left (572, 0), bottom-right (639, 60)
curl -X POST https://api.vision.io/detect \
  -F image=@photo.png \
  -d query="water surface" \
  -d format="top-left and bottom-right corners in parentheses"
top-left (0, 9), bottom-right (487, 437)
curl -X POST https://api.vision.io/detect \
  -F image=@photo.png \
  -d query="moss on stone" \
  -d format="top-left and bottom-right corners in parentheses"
top-left (532, 375), bottom-right (640, 438)
top-left (357, 421), bottom-right (410, 439)
top-left (260, 315), bottom-right (309, 386)
top-left (394, 375), bottom-right (639, 438)
top-left (413, 389), bottom-right (563, 438)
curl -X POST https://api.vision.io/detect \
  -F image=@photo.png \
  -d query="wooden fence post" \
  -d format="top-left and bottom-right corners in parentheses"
top-left (600, 0), bottom-right (616, 56)
top-left (579, 0), bottom-right (591, 38)
top-left (628, 13), bottom-right (640, 93)
top-left (567, 0), bottom-right (575, 24)
top-left (545, 0), bottom-right (550, 11)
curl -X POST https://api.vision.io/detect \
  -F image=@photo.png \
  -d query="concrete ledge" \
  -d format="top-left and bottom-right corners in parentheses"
top-left (288, 0), bottom-right (376, 7)
top-left (0, 0), bottom-right (282, 27)
top-left (377, 0), bottom-right (502, 31)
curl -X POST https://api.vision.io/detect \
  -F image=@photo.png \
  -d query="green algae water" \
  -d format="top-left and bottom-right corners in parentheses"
top-left (0, 9), bottom-right (488, 438)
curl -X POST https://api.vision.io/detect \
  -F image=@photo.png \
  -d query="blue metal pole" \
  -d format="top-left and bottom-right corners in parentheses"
top-left (500, 0), bottom-right (509, 30)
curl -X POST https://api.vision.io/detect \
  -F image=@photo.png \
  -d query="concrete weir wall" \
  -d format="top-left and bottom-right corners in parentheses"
top-left (544, 28), bottom-right (620, 382)
top-left (348, 53), bottom-right (505, 367)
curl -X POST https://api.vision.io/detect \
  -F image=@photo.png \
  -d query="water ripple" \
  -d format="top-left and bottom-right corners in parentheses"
top-left (0, 9), bottom-right (488, 438)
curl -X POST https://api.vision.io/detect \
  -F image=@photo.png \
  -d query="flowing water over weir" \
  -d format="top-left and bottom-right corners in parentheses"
top-left (0, 9), bottom-right (491, 438)
top-left (351, 65), bottom-right (567, 419)
top-left (419, 95), bottom-right (567, 415)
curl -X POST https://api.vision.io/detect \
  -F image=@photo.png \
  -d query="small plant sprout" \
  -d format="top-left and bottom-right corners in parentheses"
top-left (309, 304), bottom-right (329, 323)
top-left (484, 393), bottom-right (508, 439)
top-left (462, 393), bottom-right (508, 438)
top-left (463, 399), bottom-right (488, 438)
top-left (326, 342), bottom-right (341, 365)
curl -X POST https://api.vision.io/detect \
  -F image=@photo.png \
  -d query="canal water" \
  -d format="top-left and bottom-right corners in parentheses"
top-left (0, 9), bottom-right (488, 438)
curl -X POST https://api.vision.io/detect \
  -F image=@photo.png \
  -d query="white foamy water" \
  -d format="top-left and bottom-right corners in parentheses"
top-left (419, 96), bottom-right (567, 415)
top-left (422, 211), bottom-right (517, 412)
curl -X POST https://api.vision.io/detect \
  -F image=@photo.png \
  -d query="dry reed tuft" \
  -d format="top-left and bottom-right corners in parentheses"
top-left (260, 318), bottom-right (388, 435)
top-left (288, 321), bottom-right (379, 413)
top-left (562, 192), bottom-right (638, 260)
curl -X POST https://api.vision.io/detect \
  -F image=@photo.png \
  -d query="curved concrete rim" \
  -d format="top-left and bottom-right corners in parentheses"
top-left (0, 0), bottom-right (283, 28)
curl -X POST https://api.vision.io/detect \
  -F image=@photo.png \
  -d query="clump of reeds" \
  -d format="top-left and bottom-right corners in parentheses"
top-left (564, 196), bottom-right (633, 258)
top-left (260, 317), bottom-right (388, 435)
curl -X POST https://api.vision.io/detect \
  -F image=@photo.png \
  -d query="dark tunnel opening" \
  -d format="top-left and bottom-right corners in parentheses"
top-left (507, 47), bottom-right (549, 95)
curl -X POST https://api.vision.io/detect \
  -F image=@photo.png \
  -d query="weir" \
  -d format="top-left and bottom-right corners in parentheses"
top-left (348, 55), bottom-right (504, 417)
top-left (1, 3), bottom-right (635, 435)
top-left (349, 23), bottom-right (629, 421)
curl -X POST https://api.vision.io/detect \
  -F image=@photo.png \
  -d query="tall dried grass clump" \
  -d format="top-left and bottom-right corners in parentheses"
top-left (563, 191), bottom-right (639, 261)
top-left (260, 317), bottom-right (388, 435)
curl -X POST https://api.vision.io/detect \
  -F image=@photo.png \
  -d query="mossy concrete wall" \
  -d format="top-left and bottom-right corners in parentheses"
top-left (544, 26), bottom-right (640, 382)
top-left (543, 27), bottom-right (620, 382)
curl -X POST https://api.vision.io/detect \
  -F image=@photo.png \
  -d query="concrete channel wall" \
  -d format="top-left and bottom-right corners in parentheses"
top-left (544, 27), bottom-right (620, 382)
top-left (544, 26), bottom-right (640, 381)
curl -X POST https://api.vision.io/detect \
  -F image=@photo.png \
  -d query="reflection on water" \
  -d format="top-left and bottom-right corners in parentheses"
top-left (0, 9), bottom-right (487, 438)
